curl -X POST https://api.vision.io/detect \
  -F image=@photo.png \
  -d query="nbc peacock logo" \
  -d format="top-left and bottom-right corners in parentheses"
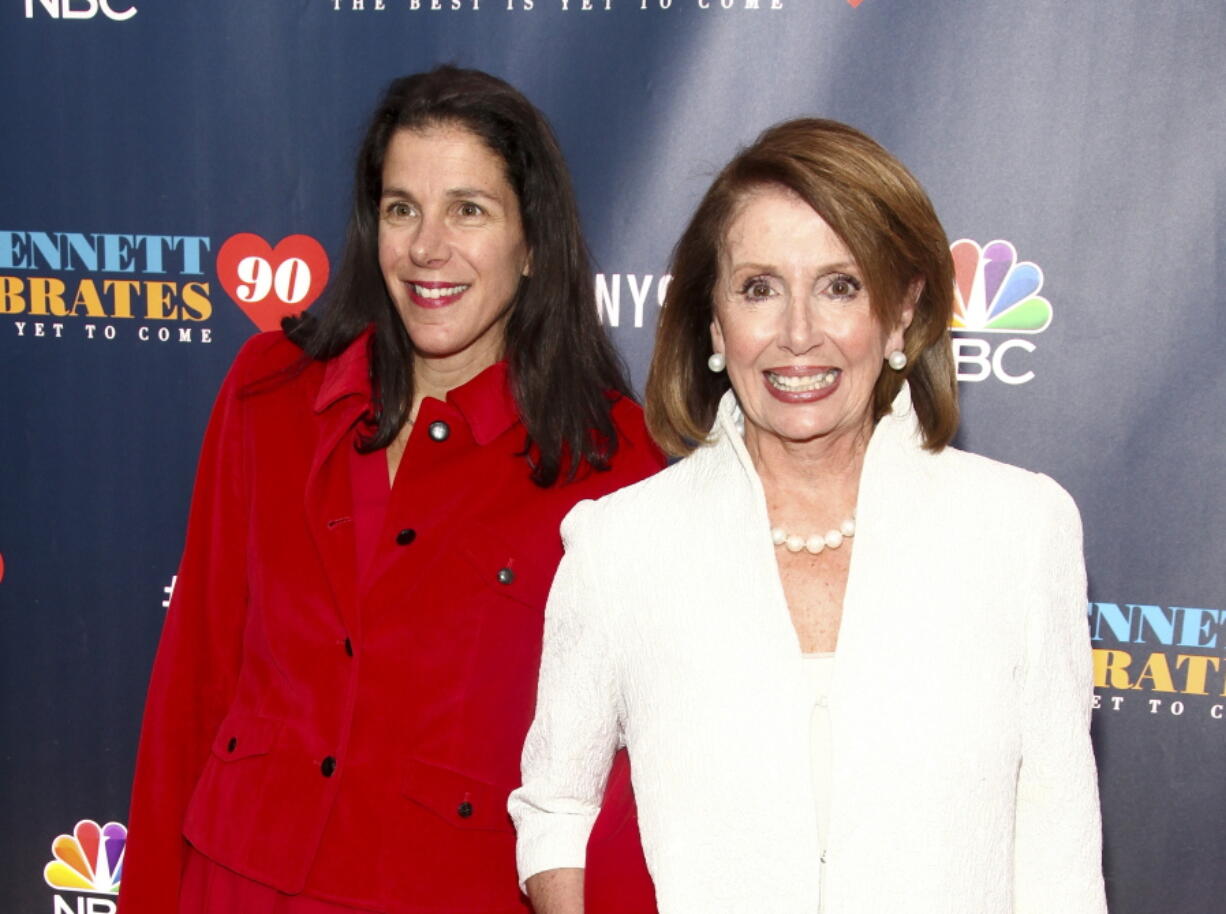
top-left (44, 819), bottom-right (125, 912)
top-left (951, 239), bottom-right (1052, 333)
top-left (948, 238), bottom-right (1053, 385)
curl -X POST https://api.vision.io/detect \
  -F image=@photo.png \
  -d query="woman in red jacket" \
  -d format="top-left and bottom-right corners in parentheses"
top-left (119, 66), bottom-right (661, 914)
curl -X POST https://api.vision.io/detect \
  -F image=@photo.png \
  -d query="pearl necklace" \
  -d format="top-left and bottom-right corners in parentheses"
top-left (770, 517), bottom-right (856, 554)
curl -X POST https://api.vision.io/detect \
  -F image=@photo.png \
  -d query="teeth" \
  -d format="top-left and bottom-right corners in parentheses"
top-left (411, 284), bottom-right (469, 299)
top-left (767, 369), bottom-right (840, 392)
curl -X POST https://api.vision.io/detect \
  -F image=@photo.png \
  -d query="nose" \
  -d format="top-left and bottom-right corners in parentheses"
top-left (780, 296), bottom-right (822, 355)
top-left (409, 215), bottom-right (449, 268)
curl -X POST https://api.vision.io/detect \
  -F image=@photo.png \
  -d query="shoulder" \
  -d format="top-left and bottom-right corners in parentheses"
top-left (934, 445), bottom-right (1074, 507)
top-left (226, 330), bottom-right (305, 381)
top-left (561, 438), bottom-right (727, 546)
top-left (922, 445), bottom-right (1082, 541)
top-left (215, 331), bottom-right (331, 414)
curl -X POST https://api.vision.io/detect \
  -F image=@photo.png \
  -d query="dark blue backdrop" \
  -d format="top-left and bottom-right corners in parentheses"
top-left (3, 1), bottom-right (1224, 911)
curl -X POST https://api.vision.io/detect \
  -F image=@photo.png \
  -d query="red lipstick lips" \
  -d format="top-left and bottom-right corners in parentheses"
top-left (406, 280), bottom-right (470, 309)
top-left (762, 367), bottom-right (841, 404)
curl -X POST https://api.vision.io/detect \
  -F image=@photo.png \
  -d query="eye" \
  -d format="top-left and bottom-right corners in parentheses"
top-left (382, 200), bottom-right (416, 221)
top-left (824, 273), bottom-right (863, 300)
top-left (456, 201), bottom-right (485, 219)
top-left (738, 276), bottom-right (776, 301)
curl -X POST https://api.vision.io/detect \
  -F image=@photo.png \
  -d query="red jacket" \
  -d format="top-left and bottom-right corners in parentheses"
top-left (120, 331), bottom-right (663, 913)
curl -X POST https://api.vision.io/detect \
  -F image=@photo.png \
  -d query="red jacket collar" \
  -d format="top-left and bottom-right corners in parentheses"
top-left (313, 328), bottom-right (519, 445)
top-left (446, 361), bottom-right (519, 445)
top-left (313, 328), bottom-right (375, 414)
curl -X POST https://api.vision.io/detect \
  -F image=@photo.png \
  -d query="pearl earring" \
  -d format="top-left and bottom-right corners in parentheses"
top-left (887, 350), bottom-right (907, 371)
top-left (707, 352), bottom-right (726, 373)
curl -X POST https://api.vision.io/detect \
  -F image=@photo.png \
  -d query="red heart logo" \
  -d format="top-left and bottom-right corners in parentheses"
top-left (847, 0), bottom-right (864, 6)
top-left (216, 233), bottom-right (330, 331)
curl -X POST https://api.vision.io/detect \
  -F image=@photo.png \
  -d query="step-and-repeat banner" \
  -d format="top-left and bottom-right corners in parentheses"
top-left (2, 2), bottom-right (1223, 912)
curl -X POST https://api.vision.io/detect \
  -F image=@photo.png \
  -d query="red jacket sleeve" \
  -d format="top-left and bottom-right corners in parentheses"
top-left (118, 337), bottom-right (267, 913)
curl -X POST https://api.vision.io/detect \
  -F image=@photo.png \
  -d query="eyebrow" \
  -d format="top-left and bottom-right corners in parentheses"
top-left (728, 260), bottom-right (860, 275)
top-left (379, 185), bottom-right (501, 202)
top-left (446, 186), bottom-right (499, 201)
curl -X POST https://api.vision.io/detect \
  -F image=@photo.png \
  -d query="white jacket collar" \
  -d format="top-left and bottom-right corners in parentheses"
top-left (709, 381), bottom-right (926, 487)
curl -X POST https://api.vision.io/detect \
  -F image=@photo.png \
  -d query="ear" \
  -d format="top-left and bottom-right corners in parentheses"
top-left (886, 279), bottom-right (921, 355)
top-left (710, 315), bottom-right (725, 356)
top-left (521, 246), bottom-right (532, 278)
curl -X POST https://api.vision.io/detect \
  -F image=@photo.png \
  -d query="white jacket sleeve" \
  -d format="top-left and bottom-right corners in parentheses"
top-left (1013, 476), bottom-right (1108, 913)
top-left (509, 500), bottom-right (621, 887)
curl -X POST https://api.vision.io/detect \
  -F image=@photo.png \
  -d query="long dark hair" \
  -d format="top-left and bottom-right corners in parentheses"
top-left (284, 66), bottom-right (632, 486)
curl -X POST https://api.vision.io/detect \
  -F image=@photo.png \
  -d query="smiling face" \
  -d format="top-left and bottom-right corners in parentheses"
top-left (711, 185), bottom-right (911, 454)
top-left (378, 125), bottom-right (530, 380)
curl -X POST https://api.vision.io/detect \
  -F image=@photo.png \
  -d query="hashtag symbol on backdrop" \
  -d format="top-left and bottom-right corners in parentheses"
top-left (163, 575), bottom-right (177, 609)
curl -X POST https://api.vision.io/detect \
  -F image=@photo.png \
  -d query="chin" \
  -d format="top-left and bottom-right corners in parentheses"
top-left (756, 406), bottom-right (870, 447)
top-left (406, 328), bottom-right (462, 355)
top-left (761, 407), bottom-right (835, 438)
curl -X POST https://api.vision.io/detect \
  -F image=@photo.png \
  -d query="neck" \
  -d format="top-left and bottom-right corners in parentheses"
top-left (745, 421), bottom-right (873, 522)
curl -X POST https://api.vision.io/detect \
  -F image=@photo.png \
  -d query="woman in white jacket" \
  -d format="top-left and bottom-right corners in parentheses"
top-left (510, 119), bottom-right (1107, 914)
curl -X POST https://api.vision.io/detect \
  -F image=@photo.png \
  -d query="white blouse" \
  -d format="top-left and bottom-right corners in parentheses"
top-left (802, 651), bottom-right (835, 914)
top-left (802, 651), bottom-right (835, 852)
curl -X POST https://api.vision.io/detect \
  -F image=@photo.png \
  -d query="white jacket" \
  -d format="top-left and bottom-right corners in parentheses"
top-left (510, 386), bottom-right (1106, 914)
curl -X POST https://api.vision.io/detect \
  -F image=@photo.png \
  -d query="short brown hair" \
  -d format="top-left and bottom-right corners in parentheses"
top-left (645, 118), bottom-right (959, 456)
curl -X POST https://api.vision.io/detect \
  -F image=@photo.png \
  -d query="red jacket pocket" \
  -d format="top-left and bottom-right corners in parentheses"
top-left (210, 714), bottom-right (283, 761)
top-left (456, 525), bottom-right (553, 611)
top-left (401, 758), bottom-right (516, 833)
